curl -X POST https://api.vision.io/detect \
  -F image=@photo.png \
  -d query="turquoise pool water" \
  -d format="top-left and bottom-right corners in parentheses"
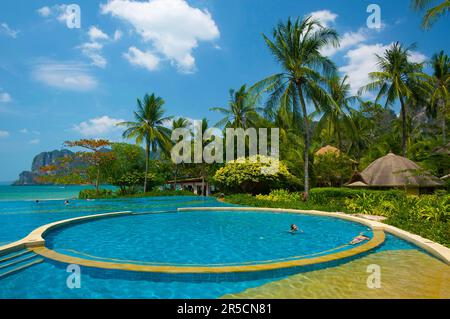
top-left (0, 188), bottom-right (437, 299)
top-left (0, 185), bottom-right (116, 202)
top-left (46, 211), bottom-right (372, 265)
top-left (0, 196), bottom-right (227, 244)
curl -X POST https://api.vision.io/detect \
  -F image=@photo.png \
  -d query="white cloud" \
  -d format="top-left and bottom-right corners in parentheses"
top-left (79, 42), bottom-right (107, 68)
top-left (37, 6), bottom-right (51, 17)
top-left (0, 91), bottom-right (12, 103)
top-left (88, 26), bottom-right (109, 41)
top-left (340, 44), bottom-right (391, 95)
top-left (321, 29), bottom-right (368, 57)
top-left (37, 4), bottom-right (72, 24)
top-left (32, 62), bottom-right (98, 91)
top-left (0, 23), bottom-right (19, 38)
top-left (113, 30), bottom-right (123, 41)
top-left (101, 0), bottom-right (220, 73)
top-left (79, 27), bottom-right (113, 68)
top-left (340, 43), bottom-right (427, 95)
top-left (19, 128), bottom-right (28, 134)
top-left (0, 130), bottom-right (10, 138)
top-left (73, 116), bottom-right (125, 137)
top-left (308, 10), bottom-right (337, 27)
top-left (409, 51), bottom-right (427, 64)
top-left (28, 139), bottom-right (40, 145)
top-left (123, 47), bottom-right (160, 71)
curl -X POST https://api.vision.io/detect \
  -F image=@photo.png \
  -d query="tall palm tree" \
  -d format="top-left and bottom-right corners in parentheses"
top-left (118, 93), bottom-right (172, 192)
top-left (210, 85), bottom-right (259, 129)
top-left (191, 118), bottom-right (211, 196)
top-left (253, 17), bottom-right (339, 198)
top-left (359, 42), bottom-right (423, 157)
top-left (316, 75), bottom-right (356, 152)
top-left (419, 51), bottom-right (449, 144)
top-left (412, 0), bottom-right (450, 28)
top-left (171, 117), bottom-right (190, 189)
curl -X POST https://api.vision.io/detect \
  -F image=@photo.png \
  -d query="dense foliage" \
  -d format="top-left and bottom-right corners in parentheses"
top-left (214, 155), bottom-right (301, 194)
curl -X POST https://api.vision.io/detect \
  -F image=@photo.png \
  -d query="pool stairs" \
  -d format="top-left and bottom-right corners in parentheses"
top-left (0, 249), bottom-right (43, 280)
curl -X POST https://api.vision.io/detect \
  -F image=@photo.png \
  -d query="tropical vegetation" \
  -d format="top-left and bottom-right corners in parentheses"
top-left (38, 8), bottom-right (449, 246)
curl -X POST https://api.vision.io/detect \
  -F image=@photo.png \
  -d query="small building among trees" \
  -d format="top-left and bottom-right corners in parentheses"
top-left (347, 152), bottom-right (444, 194)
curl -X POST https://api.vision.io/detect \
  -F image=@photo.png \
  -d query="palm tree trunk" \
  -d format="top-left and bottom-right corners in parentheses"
top-left (95, 166), bottom-right (100, 194)
top-left (201, 166), bottom-right (205, 196)
top-left (337, 128), bottom-right (344, 186)
top-left (173, 165), bottom-right (178, 191)
top-left (398, 95), bottom-right (408, 157)
top-left (297, 83), bottom-right (310, 199)
top-left (441, 103), bottom-right (447, 145)
top-left (144, 141), bottom-right (150, 193)
top-left (443, 116), bottom-right (447, 145)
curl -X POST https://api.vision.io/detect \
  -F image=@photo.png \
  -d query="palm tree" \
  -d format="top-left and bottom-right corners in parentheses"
top-left (210, 85), bottom-right (259, 129)
top-left (191, 118), bottom-right (211, 196)
top-left (359, 42), bottom-right (423, 157)
top-left (253, 17), bottom-right (339, 198)
top-left (412, 0), bottom-right (450, 28)
top-left (171, 117), bottom-right (190, 190)
top-left (316, 75), bottom-right (356, 152)
top-left (419, 51), bottom-right (449, 144)
top-left (118, 93), bottom-right (172, 193)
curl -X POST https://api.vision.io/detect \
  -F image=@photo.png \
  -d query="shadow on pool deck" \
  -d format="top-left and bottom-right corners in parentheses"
top-left (222, 250), bottom-right (450, 299)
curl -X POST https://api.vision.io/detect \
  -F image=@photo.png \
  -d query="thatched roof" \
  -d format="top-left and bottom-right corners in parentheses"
top-left (315, 145), bottom-right (340, 156)
top-left (346, 181), bottom-right (369, 188)
top-left (433, 142), bottom-right (450, 155)
top-left (359, 153), bottom-right (443, 188)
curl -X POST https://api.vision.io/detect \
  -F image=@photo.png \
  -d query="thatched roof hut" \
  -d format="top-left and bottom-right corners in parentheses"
top-left (347, 153), bottom-right (443, 193)
top-left (315, 145), bottom-right (340, 157)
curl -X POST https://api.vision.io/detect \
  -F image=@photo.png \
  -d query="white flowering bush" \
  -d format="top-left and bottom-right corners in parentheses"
top-left (214, 155), bottom-right (301, 194)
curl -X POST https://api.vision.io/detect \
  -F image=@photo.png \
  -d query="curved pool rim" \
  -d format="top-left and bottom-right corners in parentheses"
top-left (0, 208), bottom-right (389, 274)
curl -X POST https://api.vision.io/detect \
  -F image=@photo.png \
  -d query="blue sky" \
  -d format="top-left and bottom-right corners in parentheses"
top-left (0, 0), bottom-right (449, 181)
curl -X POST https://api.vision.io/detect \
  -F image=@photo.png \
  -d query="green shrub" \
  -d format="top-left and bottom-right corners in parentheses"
top-left (122, 189), bottom-right (196, 198)
top-left (79, 189), bottom-right (114, 199)
top-left (314, 153), bottom-right (353, 187)
top-left (214, 155), bottom-right (301, 194)
top-left (256, 189), bottom-right (303, 202)
top-left (309, 187), bottom-right (403, 203)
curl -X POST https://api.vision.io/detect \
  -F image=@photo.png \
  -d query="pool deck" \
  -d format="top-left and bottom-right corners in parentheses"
top-left (0, 207), bottom-right (448, 275)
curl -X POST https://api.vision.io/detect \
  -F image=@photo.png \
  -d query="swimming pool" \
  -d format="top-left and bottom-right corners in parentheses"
top-left (45, 211), bottom-right (374, 266)
top-left (0, 196), bottom-right (448, 299)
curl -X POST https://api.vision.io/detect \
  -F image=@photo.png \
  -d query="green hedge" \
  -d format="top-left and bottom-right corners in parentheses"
top-left (79, 189), bottom-right (114, 199)
top-left (78, 188), bottom-right (196, 199)
top-left (309, 187), bottom-right (404, 203)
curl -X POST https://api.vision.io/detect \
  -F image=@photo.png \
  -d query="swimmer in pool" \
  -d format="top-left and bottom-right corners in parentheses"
top-left (350, 232), bottom-right (370, 245)
top-left (289, 224), bottom-right (303, 234)
top-left (64, 200), bottom-right (69, 205)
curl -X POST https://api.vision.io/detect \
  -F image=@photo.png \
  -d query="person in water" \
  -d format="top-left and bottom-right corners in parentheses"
top-left (289, 224), bottom-right (303, 234)
top-left (350, 232), bottom-right (370, 245)
top-left (64, 200), bottom-right (69, 205)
